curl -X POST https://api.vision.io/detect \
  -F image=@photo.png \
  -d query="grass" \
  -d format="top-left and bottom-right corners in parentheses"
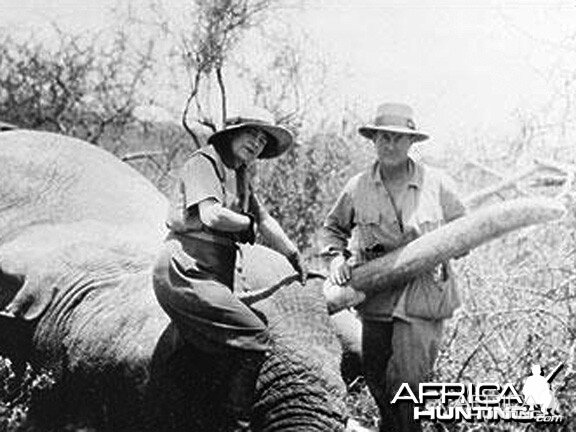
top-left (0, 357), bottom-right (55, 432)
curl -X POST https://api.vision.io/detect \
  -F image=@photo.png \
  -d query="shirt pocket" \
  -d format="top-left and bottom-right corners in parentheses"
top-left (406, 199), bottom-right (443, 236)
top-left (404, 264), bottom-right (461, 320)
top-left (355, 207), bottom-right (382, 250)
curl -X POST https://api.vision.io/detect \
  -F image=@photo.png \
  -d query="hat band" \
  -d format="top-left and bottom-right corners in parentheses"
top-left (373, 114), bottom-right (416, 130)
top-left (225, 116), bottom-right (269, 127)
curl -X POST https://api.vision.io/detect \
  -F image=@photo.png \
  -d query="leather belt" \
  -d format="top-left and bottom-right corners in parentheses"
top-left (173, 228), bottom-right (236, 247)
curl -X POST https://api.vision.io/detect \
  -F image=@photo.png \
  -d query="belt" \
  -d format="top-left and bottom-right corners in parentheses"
top-left (361, 244), bottom-right (394, 263)
top-left (171, 228), bottom-right (237, 247)
top-left (364, 244), bottom-right (389, 255)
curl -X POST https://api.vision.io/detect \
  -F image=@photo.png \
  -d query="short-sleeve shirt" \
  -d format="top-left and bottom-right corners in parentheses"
top-left (320, 158), bottom-right (466, 321)
top-left (166, 145), bottom-right (260, 241)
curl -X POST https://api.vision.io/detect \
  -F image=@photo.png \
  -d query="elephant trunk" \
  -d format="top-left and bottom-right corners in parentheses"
top-left (249, 277), bottom-right (348, 432)
top-left (0, 133), bottom-right (349, 431)
top-left (253, 344), bottom-right (346, 432)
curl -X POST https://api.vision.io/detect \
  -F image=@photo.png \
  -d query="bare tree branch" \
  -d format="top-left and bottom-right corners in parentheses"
top-left (464, 164), bottom-right (539, 208)
top-left (120, 150), bottom-right (165, 162)
top-left (216, 66), bottom-right (227, 128)
top-left (182, 71), bottom-right (203, 149)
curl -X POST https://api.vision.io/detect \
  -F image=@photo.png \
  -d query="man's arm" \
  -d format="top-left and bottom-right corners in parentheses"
top-left (251, 196), bottom-right (307, 283)
top-left (320, 186), bottom-right (355, 285)
top-left (198, 198), bottom-right (252, 232)
top-left (258, 211), bottom-right (299, 257)
top-left (320, 187), bottom-right (355, 257)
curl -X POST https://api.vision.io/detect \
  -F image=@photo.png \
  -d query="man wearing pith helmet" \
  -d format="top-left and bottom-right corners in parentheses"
top-left (320, 103), bottom-right (466, 431)
top-left (153, 106), bottom-right (307, 431)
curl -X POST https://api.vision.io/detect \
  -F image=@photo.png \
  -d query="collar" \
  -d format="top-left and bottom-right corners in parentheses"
top-left (371, 158), bottom-right (423, 189)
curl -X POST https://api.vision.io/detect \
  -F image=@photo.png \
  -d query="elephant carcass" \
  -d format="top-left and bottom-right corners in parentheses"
top-left (0, 130), bottom-right (346, 431)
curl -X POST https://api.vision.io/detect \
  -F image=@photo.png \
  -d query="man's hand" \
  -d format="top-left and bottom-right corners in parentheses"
top-left (329, 254), bottom-right (351, 286)
top-left (287, 251), bottom-right (308, 285)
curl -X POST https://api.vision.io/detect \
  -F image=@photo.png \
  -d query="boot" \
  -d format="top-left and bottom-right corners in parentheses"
top-left (221, 351), bottom-right (267, 432)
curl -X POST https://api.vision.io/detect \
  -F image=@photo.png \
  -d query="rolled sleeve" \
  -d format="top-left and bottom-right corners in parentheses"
top-left (320, 187), bottom-right (355, 257)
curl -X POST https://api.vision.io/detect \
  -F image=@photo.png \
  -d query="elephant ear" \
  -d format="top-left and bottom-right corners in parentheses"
top-left (0, 237), bottom-right (61, 320)
top-left (0, 130), bottom-right (168, 320)
top-left (0, 222), bottom-right (159, 321)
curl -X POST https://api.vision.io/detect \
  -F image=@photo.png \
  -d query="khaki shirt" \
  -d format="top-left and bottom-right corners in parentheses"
top-left (167, 145), bottom-right (260, 245)
top-left (320, 158), bottom-right (466, 321)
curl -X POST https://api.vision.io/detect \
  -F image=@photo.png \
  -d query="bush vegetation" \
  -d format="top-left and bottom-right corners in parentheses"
top-left (0, 5), bottom-right (575, 431)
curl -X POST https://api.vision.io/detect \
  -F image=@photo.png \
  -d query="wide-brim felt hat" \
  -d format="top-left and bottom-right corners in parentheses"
top-left (208, 107), bottom-right (294, 159)
top-left (358, 103), bottom-right (429, 142)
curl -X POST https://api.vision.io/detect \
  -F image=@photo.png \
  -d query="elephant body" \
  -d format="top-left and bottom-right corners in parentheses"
top-left (0, 131), bottom-right (346, 431)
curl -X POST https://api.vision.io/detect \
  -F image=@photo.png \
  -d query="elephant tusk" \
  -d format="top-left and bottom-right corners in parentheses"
top-left (323, 281), bottom-right (366, 314)
top-left (328, 198), bottom-right (565, 313)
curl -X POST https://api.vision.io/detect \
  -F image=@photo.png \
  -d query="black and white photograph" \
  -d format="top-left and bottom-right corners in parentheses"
top-left (0, 1), bottom-right (575, 431)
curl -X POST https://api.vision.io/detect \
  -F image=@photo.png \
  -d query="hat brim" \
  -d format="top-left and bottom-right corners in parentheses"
top-left (208, 123), bottom-right (294, 159)
top-left (358, 125), bottom-right (429, 142)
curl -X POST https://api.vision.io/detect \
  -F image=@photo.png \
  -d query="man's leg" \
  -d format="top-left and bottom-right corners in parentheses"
top-left (385, 318), bottom-right (444, 432)
top-left (361, 320), bottom-right (394, 432)
top-left (153, 252), bottom-right (270, 431)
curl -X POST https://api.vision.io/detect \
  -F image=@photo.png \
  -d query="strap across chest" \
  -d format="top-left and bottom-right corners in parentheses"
top-left (196, 148), bottom-right (250, 212)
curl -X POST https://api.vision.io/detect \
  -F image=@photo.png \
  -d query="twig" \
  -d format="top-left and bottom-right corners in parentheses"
top-left (463, 158), bottom-right (505, 179)
top-left (198, 118), bottom-right (217, 132)
top-left (182, 71), bottom-right (202, 149)
top-left (193, 85), bottom-right (217, 132)
top-left (216, 66), bottom-right (227, 129)
top-left (456, 329), bottom-right (487, 381)
top-left (120, 150), bottom-right (165, 162)
top-left (464, 164), bottom-right (538, 208)
top-left (468, 307), bottom-right (575, 337)
top-left (565, 340), bottom-right (575, 379)
top-left (534, 157), bottom-right (576, 174)
top-left (557, 169), bottom-right (574, 200)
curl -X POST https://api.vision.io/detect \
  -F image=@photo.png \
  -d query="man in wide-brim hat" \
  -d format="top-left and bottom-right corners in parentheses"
top-left (357, 103), bottom-right (429, 143)
top-left (153, 106), bottom-right (307, 431)
top-left (321, 103), bottom-right (466, 432)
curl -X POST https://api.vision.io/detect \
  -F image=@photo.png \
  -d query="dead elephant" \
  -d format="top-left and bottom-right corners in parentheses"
top-left (0, 130), bottom-right (347, 431)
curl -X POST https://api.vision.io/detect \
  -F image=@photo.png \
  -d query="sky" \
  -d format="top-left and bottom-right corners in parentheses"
top-left (299, 0), bottom-right (576, 150)
top-left (2, 0), bottom-right (576, 154)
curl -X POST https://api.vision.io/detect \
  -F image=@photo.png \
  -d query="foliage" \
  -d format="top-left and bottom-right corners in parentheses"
top-left (139, 0), bottom-right (279, 143)
top-left (187, 0), bottom-right (274, 73)
top-left (0, 358), bottom-right (55, 432)
top-left (254, 131), bottom-right (369, 252)
top-left (345, 377), bottom-right (380, 430)
top-left (1, 3), bottom-right (576, 431)
top-left (234, 22), bottom-right (334, 132)
top-left (0, 29), bottom-right (153, 148)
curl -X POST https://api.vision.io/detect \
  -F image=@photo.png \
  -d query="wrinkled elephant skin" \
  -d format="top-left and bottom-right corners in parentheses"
top-left (0, 131), bottom-right (346, 431)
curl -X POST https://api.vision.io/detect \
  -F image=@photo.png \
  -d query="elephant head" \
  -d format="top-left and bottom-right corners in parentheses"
top-left (0, 130), bottom-right (347, 431)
